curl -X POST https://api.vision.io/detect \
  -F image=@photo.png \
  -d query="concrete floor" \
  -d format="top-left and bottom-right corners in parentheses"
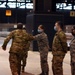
top-left (0, 47), bottom-right (71, 75)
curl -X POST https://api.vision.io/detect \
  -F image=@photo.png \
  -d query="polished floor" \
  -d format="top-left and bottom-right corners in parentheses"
top-left (0, 37), bottom-right (71, 75)
top-left (0, 48), bottom-right (71, 75)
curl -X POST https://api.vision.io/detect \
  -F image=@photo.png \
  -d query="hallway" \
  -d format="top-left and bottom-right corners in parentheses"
top-left (0, 47), bottom-right (71, 75)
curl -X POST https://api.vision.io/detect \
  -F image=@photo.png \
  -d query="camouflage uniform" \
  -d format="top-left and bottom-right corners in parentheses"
top-left (52, 30), bottom-right (67, 75)
top-left (70, 37), bottom-right (75, 75)
top-left (35, 32), bottom-right (49, 75)
top-left (2, 29), bottom-right (34, 75)
top-left (21, 41), bottom-right (30, 72)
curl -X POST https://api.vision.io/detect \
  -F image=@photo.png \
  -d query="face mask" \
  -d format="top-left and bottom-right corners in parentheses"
top-left (38, 29), bottom-right (43, 33)
top-left (54, 26), bottom-right (57, 31)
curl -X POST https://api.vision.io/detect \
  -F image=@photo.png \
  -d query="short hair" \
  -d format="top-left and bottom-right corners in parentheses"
top-left (39, 25), bottom-right (45, 30)
top-left (56, 21), bottom-right (63, 29)
top-left (17, 23), bottom-right (23, 29)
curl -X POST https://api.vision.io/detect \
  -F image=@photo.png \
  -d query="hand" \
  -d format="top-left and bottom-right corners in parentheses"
top-left (2, 46), bottom-right (6, 51)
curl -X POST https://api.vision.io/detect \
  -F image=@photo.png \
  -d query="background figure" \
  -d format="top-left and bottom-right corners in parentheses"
top-left (52, 21), bottom-right (68, 75)
top-left (34, 25), bottom-right (49, 75)
top-left (2, 23), bottom-right (34, 75)
top-left (21, 25), bottom-right (31, 73)
top-left (70, 26), bottom-right (75, 75)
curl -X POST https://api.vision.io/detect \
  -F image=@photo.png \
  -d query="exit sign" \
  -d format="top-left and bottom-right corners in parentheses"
top-left (70, 11), bottom-right (75, 17)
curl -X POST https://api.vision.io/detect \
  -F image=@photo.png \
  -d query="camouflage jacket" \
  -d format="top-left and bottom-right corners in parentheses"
top-left (70, 37), bottom-right (75, 62)
top-left (35, 32), bottom-right (49, 52)
top-left (2, 29), bottom-right (34, 54)
top-left (52, 30), bottom-right (68, 56)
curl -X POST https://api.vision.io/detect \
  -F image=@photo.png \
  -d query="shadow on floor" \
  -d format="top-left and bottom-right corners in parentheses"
top-left (21, 72), bottom-right (34, 75)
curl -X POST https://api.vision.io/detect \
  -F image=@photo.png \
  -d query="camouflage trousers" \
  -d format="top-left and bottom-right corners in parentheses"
top-left (9, 53), bottom-right (21, 75)
top-left (9, 53), bottom-right (27, 75)
top-left (52, 55), bottom-right (65, 75)
top-left (70, 54), bottom-right (75, 75)
top-left (21, 53), bottom-right (28, 71)
top-left (71, 62), bottom-right (75, 75)
top-left (40, 51), bottom-right (49, 73)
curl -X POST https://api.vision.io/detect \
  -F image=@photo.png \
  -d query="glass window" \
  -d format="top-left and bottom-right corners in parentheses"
top-left (74, 5), bottom-right (75, 10)
top-left (26, 0), bottom-right (31, 2)
top-left (17, 0), bottom-right (25, 2)
top-left (0, 2), bottom-right (6, 8)
top-left (56, 3), bottom-right (72, 10)
top-left (17, 2), bottom-right (25, 8)
top-left (8, 0), bottom-right (16, 1)
top-left (0, 0), bottom-right (6, 1)
top-left (26, 3), bottom-right (33, 9)
top-left (7, 2), bottom-right (16, 8)
top-left (0, 0), bottom-right (33, 9)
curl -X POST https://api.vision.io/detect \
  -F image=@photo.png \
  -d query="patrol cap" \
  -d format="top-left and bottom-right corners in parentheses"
top-left (17, 23), bottom-right (23, 29)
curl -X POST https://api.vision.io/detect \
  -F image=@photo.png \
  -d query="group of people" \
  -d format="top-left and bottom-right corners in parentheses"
top-left (1, 21), bottom-right (75, 75)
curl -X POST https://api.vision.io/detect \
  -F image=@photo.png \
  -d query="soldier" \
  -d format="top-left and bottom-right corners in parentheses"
top-left (70, 26), bottom-right (75, 75)
top-left (21, 25), bottom-right (31, 73)
top-left (34, 25), bottom-right (49, 75)
top-left (2, 23), bottom-right (34, 75)
top-left (21, 41), bottom-right (30, 73)
top-left (52, 21), bottom-right (68, 75)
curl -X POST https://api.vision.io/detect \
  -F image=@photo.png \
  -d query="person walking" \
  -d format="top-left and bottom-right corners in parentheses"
top-left (2, 23), bottom-right (34, 75)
